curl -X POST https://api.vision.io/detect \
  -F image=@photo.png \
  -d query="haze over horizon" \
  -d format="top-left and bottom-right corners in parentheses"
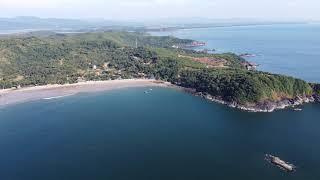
top-left (0, 0), bottom-right (319, 21)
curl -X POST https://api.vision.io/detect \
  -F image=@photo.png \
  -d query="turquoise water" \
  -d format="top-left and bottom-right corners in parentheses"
top-left (151, 24), bottom-right (320, 83)
top-left (0, 87), bottom-right (320, 179)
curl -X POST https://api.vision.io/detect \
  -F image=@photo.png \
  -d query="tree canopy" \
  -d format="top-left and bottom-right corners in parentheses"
top-left (0, 31), bottom-right (316, 104)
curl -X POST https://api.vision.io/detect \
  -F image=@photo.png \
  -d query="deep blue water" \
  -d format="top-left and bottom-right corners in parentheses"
top-left (1, 24), bottom-right (320, 180)
top-left (151, 24), bottom-right (320, 83)
top-left (0, 87), bottom-right (320, 180)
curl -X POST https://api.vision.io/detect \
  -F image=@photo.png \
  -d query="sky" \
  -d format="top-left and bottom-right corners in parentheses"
top-left (0, 0), bottom-right (319, 21)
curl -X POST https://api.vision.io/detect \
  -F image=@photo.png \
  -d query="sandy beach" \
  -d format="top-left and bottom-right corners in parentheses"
top-left (0, 79), bottom-right (171, 107)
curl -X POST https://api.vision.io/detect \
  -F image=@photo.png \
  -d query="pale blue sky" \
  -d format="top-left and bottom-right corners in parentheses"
top-left (0, 0), bottom-right (318, 21)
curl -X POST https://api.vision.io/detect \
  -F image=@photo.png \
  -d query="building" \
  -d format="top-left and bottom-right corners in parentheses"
top-left (242, 62), bottom-right (258, 71)
top-left (92, 65), bottom-right (97, 70)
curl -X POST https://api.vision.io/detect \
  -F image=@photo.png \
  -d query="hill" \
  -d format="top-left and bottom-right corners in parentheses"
top-left (0, 31), bottom-right (318, 111)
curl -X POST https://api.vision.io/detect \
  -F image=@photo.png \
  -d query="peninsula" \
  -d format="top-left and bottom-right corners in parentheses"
top-left (0, 31), bottom-right (319, 111)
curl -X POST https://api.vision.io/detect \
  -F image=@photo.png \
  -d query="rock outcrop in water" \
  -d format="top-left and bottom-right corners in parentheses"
top-left (265, 154), bottom-right (296, 172)
top-left (313, 94), bottom-right (320, 102)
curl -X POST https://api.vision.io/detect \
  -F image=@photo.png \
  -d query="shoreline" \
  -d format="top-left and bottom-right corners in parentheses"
top-left (146, 22), bottom-right (308, 33)
top-left (0, 79), bottom-right (318, 112)
top-left (194, 92), bottom-right (319, 112)
top-left (0, 79), bottom-right (172, 107)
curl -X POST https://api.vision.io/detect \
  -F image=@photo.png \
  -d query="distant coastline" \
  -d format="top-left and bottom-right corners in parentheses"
top-left (0, 22), bottom-right (309, 36)
top-left (144, 22), bottom-right (309, 32)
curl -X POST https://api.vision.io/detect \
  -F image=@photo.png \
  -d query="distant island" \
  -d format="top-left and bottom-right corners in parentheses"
top-left (0, 31), bottom-right (319, 111)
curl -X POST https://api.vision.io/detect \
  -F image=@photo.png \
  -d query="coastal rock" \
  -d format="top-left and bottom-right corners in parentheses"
top-left (313, 94), bottom-right (320, 102)
top-left (196, 92), bottom-right (316, 113)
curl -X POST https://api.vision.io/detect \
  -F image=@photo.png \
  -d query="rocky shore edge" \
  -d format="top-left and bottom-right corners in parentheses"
top-left (193, 91), bottom-right (320, 112)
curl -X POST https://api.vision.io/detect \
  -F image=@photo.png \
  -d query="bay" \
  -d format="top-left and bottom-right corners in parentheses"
top-left (0, 87), bottom-right (319, 179)
top-left (1, 24), bottom-right (320, 180)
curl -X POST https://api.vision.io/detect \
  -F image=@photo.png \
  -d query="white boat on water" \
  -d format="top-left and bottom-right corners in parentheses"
top-left (294, 108), bottom-right (303, 111)
top-left (144, 89), bottom-right (153, 94)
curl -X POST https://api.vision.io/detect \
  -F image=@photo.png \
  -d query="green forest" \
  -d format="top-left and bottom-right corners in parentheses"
top-left (0, 31), bottom-right (317, 105)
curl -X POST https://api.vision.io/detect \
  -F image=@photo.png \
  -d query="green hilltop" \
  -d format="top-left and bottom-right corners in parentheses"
top-left (0, 31), bottom-right (317, 105)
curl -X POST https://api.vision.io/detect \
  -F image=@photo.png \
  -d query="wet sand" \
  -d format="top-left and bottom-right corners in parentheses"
top-left (0, 79), bottom-right (170, 107)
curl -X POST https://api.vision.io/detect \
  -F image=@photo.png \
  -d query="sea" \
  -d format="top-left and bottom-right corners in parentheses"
top-left (151, 23), bottom-right (320, 83)
top-left (1, 24), bottom-right (320, 180)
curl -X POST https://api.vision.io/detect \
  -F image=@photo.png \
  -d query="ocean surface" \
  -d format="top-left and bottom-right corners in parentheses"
top-left (151, 24), bottom-right (320, 83)
top-left (0, 87), bottom-right (320, 180)
top-left (1, 24), bottom-right (320, 180)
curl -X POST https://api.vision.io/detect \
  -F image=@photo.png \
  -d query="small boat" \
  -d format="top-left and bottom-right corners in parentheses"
top-left (294, 108), bottom-right (303, 111)
top-left (265, 154), bottom-right (296, 172)
top-left (144, 91), bottom-right (150, 94)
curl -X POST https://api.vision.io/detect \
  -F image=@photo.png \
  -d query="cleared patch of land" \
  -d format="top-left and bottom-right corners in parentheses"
top-left (178, 54), bottom-right (227, 68)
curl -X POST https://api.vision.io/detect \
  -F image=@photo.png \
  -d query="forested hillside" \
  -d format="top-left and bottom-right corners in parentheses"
top-left (0, 31), bottom-right (316, 105)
